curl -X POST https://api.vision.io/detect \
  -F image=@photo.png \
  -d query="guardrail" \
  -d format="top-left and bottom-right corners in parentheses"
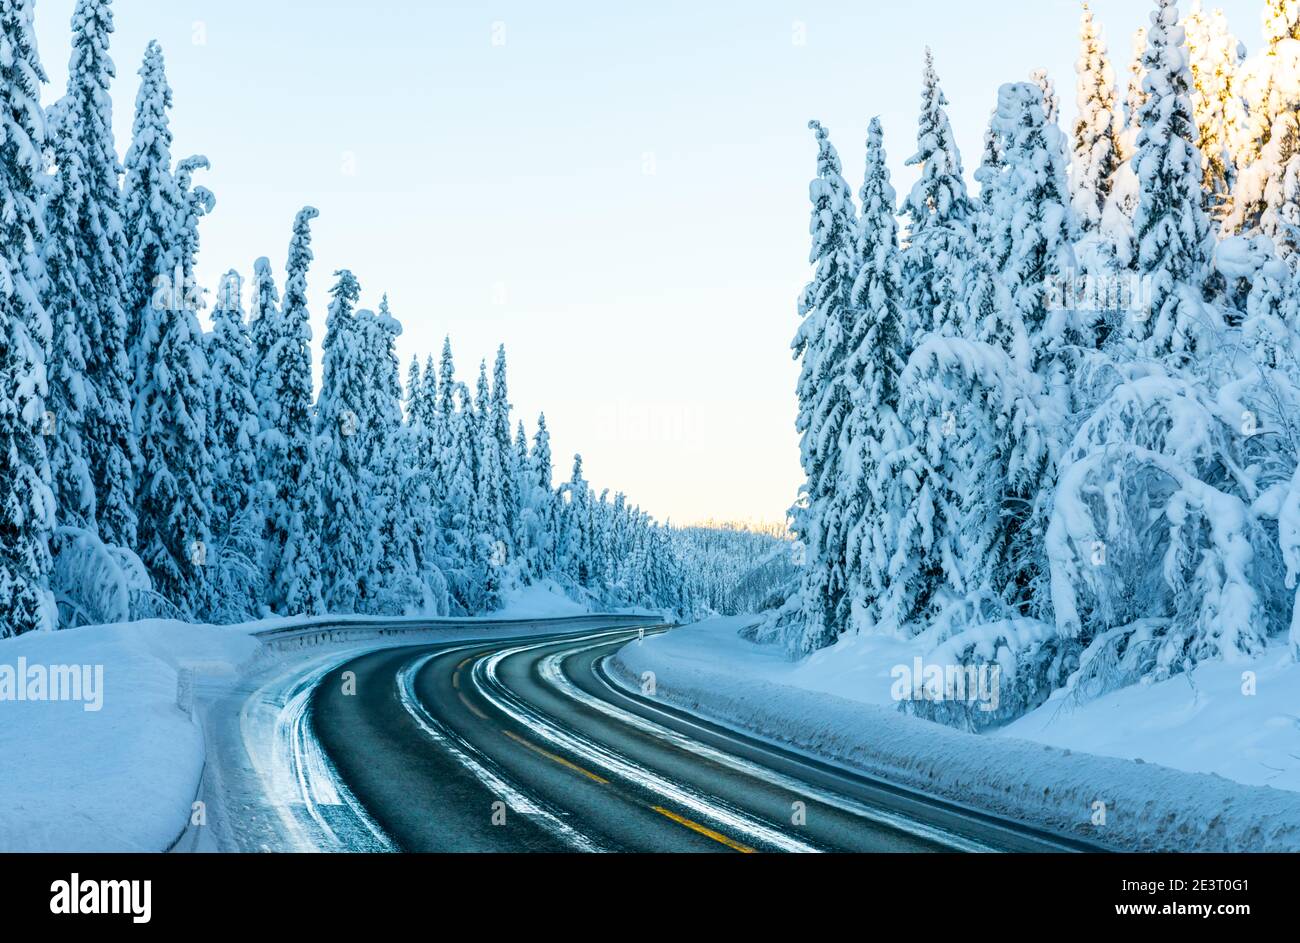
top-left (249, 612), bottom-right (667, 652)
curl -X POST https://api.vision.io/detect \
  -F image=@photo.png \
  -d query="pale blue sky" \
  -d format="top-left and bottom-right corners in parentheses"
top-left (34, 0), bottom-right (1264, 525)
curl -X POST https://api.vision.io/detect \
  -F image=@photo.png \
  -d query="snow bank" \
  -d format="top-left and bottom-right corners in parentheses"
top-left (0, 620), bottom-right (259, 852)
top-left (494, 579), bottom-right (591, 619)
top-left (1003, 641), bottom-right (1300, 794)
top-left (610, 619), bottom-right (1300, 851)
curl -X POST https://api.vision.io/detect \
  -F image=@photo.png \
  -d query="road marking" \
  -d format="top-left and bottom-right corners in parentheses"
top-left (652, 806), bottom-right (755, 853)
top-left (475, 636), bottom-right (821, 853)
top-left (458, 691), bottom-right (489, 720)
top-left (543, 643), bottom-right (1001, 853)
top-left (503, 730), bottom-right (609, 784)
top-left (397, 652), bottom-right (607, 852)
top-left (452, 672), bottom-right (460, 690)
top-left (457, 658), bottom-right (473, 671)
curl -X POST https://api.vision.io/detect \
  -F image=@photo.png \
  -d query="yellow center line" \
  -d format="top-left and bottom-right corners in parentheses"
top-left (650, 806), bottom-right (756, 854)
top-left (456, 657), bottom-right (472, 671)
top-left (452, 671), bottom-right (460, 690)
top-left (502, 730), bottom-right (609, 784)
top-left (457, 690), bottom-right (489, 720)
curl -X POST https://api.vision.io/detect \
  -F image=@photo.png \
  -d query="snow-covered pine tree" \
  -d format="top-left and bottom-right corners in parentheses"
top-left (1237, 0), bottom-right (1300, 170)
top-left (473, 417), bottom-right (509, 612)
top-left (527, 412), bottom-right (558, 574)
top-left (315, 271), bottom-right (370, 613)
top-left (174, 155), bottom-right (213, 296)
top-left (1229, 1), bottom-right (1300, 235)
top-left (1123, 27), bottom-right (1151, 158)
top-left (1102, 27), bottom-right (1150, 267)
top-left (0, 0), bottom-right (56, 637)
top-left (204, 271), bottom-right (262, 619)
top-left (992, 81), bottom-right (1078, 370)
top-left (366, 296), bottom-right (404, 455)
top-left (433, 336), bottom-right (456, 501)
top-left (131, 252), bottom-right (212, 614)
top-left (121, 38), bottom-right (215, 615)
top-left (206, 271), bottom-right (259, 539)
top-left (964, 113), bottom-right (1020, 354)
top-left (438, 382), bottom-right (477, 609)
top-left (420, 352), bottom-right (439, 457)
top-left (257, 209), bottom-right (323, 616)
top-left (359, 296), bottom-right (406, 611)
top-left (1259, 107), bottom-right (1300, 261)
top-left (471, 358), bottom-right (490, 489)
top-left (972, 111), bottom-right (1004, 247)
top-left (560, 454), bottom-right (593, 588)
top-left (901, 49), bottom-right (975, 341)
top-left (491, 344), bottom-right (521, 557)
top-left (404, 354), bottom-right (433, 474)
top-left (789, 120), bottom-right (858, 653)
top-left (1132, 0), bottom-right (1216, 359)
top-left (841, 118), bottom-right (909, 636)
top-left (56, 0), bottom-right (135, 551)
top-left (1072, 3), bottom-right (1123, 233)
top-left (405, 356), bottom-right (424, 427)
top-left (122, 42), bottom-right (182, 376)
top-left (1185, 1), bottom-right (1246, 221)
top-left (368, 417), bottom-right (423, 614)
top-left (41, 100), bottom-right (96, 531)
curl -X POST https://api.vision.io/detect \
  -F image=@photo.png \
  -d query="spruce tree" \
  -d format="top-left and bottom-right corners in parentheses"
top-left (174, 154), bottom-right (213, 294)
top-left (1072, 3), bottom-right (1122, 232)
top-left (842, 118), bottom-right (909, 635)
top-left (1237, 0), bottom-right (1300, 174)
top-left (315, 271), bottom-right (370, 612)
top-left (439, 382), bottom-right (477, 605)
top-left (1231, 3), bottom-right (1300, 245)
top-left (491, 344), bottom-right (520, 552)
top-left (434, 336), bottom-right (456, 501)
top-left (49, 0), bottom-right (135, 548)
top-left (0, 0), bottom-right (56, 636)
top-left (1260, 107), bottom-right (1300, 261)
top-left (529, 412), bottom-right (557, 573)
top-left (122, 42), bottom-right (182, 369)
top-left (41, 101), bottom-right (96, 531)
top-left (901, 48), bottom-right (975, 341)
top-left (992, 81), bottom-right (1078, 369)
top-left (1103, 26), bottom-right (1149, 267)
top-left (123, 41), bottom-right (213, 614)
top-left (421, 352), bottom-right (439, 459)
top-left (473, 420), bottom-right (509, 611)
top-left (790, 120), bottom-right (857, 653)
top-left (1132, 0), bottom-right (1215, 358)
top-left (972, 111), bottom-right (1004, 248)
top-left (257, 209), bottom-right (323, 616)
top-left (1185, 1), bottom-right (1245, 221)
top-left (360, 298), bottom-right (416, 612)
top-left (131, 254), bottom-right (212, 615)
top-left (206, 271), bottom-right (259, 538)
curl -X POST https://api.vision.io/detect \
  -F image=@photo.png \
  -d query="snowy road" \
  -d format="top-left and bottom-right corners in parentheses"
top-left (292, 623), bottom-right (1093, 852)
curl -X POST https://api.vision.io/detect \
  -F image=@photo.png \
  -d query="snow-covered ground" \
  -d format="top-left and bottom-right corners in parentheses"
top-left (0, 619), bottom-right (259, 852)
top-left (0, 583), bottom-right (634, 853)
top-left (494, 579), bottom-right (594, 619)
top-left (610, 617), bottom-right (1300, 851)
top-left (1003, 644), bottom-right (1300, 794)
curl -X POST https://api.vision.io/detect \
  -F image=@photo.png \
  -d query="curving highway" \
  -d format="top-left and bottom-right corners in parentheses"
top-left (293, 622), bottom-right (1094, 853)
